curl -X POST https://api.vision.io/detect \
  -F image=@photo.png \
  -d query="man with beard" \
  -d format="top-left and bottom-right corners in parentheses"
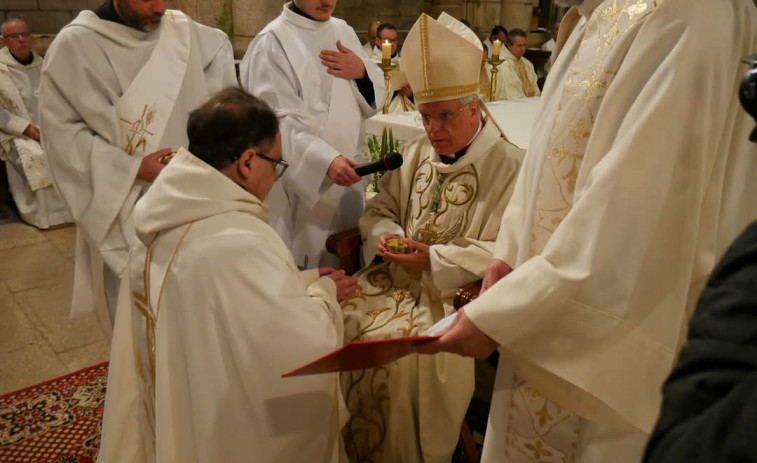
top-left (419, 0), bottom-right (757, 461)
top-left (39, 0), bottom-right (237, 331)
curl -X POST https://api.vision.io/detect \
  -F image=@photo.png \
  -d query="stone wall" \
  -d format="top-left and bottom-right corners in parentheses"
top-left (0, 0), bottom-right (101, 33)
top-left (4, 0), bottom-right (553, 58)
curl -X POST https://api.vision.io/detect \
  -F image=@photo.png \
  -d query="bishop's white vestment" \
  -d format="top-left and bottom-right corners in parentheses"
top-left (0, 48), bottom-right (71, 229)
top-left (39, 10), bottom-right (236, 326)
top-left (98, 148), bottom-right (346, 463)
top-left (464, 0), bottom-right (757, 461)
top-left (341, 121), bottom-right (522, 463)
top-left (240, 3), bottom-right (384, 269)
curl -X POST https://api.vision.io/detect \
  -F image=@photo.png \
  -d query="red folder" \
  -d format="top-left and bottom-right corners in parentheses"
top-left (282, 335), bottom-right (440, 377)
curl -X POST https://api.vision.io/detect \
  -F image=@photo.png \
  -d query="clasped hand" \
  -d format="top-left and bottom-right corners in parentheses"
top-left (319, 267), bottom-right (359, 302)
top-left (378, 234), bottom-right (431, 272)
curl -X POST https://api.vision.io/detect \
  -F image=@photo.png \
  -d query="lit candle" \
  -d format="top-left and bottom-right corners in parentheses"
top-left (492, 39), bottom-right (502, 58)
top-left (382, 40), bottom-right (392, 60)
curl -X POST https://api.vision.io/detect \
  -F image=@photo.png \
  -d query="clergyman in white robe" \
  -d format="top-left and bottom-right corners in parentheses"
top-left (428, 0), bottom-right (757, 461)
top-left (39, 8), bottom-right (236, 327)
top-left (99, 147), bottom-right (347, 462)
top-left (240, 2), bottom-right (384, 269)
top-left (498, 46), bottom-right (540, 99)
top-left (0, 47), bottom-right (71, 229)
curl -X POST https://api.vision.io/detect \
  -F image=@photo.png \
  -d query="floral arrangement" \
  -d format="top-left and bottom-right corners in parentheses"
top-left (366, 127), bottom-right (400, 198)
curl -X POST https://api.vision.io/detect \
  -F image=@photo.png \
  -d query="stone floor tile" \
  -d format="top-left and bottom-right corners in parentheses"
top-left (0, 222), bottom-right (46, 250)
top-left (13, 282), bottom-right (105, 354)
top-left (58, 340), bottom-right (111, 373)
top-left (0, 240), bottom-right (74, 292)
top-left (0, 284), bottom-right (38, 354)
top-left (0, 340), bottom-right (68, 396)
top-left (42, 224), bottom-right (77, 260)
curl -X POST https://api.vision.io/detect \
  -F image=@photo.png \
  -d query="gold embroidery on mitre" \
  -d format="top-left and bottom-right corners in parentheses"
top-left (414, 82), bottom-right (480, 103)
top-left (419, 14), bottom-right (432, 90)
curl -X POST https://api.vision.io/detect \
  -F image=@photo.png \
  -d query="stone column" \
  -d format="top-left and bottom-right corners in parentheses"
top-left (501, 0), bottom-right (533, 32)
top-left (424, 0), bottom-right (466, 21)
top-left (463, 0), bottom-right (504, 39)
top-left (231, 0), bottom-right (282, 59)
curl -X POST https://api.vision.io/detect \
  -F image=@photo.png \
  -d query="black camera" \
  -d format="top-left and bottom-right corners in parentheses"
top-left (740, 53), bottom-right (757, 142)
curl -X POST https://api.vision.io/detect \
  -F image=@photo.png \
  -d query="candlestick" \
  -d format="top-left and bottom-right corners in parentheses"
top-left (379, 59), bottom-right (398, 114)
top-left (487, 54), bottom-right (503, 102)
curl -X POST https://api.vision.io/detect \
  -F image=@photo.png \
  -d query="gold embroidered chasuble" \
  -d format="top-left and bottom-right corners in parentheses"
top-left (462, 0), bottom-right (757, 461)
top-left (340, 121), bottom-right (522, 463)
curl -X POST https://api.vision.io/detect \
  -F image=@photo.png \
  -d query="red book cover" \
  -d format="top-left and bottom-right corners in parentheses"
top-left (283, 335), bottom-right (440, 377)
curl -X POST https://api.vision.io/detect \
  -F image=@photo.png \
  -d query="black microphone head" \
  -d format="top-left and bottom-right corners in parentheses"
top-left (384, 152), bottom-right (403, 170)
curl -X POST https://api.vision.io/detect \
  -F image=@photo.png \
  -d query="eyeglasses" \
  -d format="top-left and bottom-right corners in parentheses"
top-left (257, 152), bottom-right (289, 179)
top-left (2, 32), bottom-right (31, 40)
top-left (417, 106), bottom-right (465, 128)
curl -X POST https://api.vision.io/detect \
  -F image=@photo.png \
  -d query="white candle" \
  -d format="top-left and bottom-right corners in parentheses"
top-left (382, 40), bottom-right (392, 60)
top-left (492, 39), bottom-right (502, 58)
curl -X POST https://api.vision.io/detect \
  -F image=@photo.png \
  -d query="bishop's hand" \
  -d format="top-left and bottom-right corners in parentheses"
top-left (320, 40), bottom-right (366, 80)
top-left (382, 238), bottom-right (431, 271)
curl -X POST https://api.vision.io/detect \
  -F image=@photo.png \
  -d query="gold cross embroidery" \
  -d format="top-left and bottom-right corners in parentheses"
top-left (120, 104), bottom-right (156, 156)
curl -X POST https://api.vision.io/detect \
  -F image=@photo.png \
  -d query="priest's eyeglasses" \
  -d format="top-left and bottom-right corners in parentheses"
top-left (2, 32), bottom-right (31, 40)
top-left (417, 106), bottom-right (465, 128)
top-left (257, 152), bottom-right (289, 179)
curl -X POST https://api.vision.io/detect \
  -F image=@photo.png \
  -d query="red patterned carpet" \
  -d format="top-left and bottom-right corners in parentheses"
top-left (0, 362), bottom-right (108, 463)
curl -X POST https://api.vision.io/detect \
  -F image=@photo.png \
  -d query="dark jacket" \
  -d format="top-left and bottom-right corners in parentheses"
top-left (643, 222), bottom-right (757, 463)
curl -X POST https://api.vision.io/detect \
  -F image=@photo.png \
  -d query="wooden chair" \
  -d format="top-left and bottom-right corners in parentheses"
top-left (326, 228), bottom-right (484, 463)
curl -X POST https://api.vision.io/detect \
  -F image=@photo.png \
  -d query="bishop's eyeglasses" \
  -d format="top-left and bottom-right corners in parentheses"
top-left (416, 106), bottom-right (466, 128)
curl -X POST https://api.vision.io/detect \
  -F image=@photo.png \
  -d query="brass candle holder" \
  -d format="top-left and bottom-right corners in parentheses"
top-left (380, 58), bottom-right (398, 114)
top-left (487, 55), bottom-right (503, 102)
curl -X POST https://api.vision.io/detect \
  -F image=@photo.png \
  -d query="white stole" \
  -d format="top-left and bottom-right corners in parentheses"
top-left (115, 10), bottom-right (193, 159)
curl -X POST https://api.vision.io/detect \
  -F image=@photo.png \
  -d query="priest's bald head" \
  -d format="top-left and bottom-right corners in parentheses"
top-left (294, 0), bottom-right (337, 22)
top-left (1, 19), bottom-right (33, 62)
top-left (113, 0), bottom-right (167, 32)
top-left (402, 13), bottom-right (484, 155)
top-left (188, 88), bottom-right (285, 201)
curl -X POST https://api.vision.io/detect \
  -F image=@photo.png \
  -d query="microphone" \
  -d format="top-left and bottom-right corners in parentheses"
top-left (353, 152), bottom-right (403, 177)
